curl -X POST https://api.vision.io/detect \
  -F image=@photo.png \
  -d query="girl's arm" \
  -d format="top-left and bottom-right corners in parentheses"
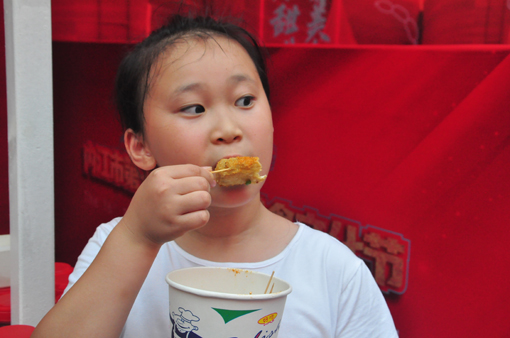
top-left (33, 221), bottom-right (160, 337)
top-left (32, 165), bottom-right (215, 337)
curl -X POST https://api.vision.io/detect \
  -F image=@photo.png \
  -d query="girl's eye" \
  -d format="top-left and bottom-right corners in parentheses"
top-left (181, 105), bottom-right (205, 115)
top-left (235, 96), bottom-right (255, 108)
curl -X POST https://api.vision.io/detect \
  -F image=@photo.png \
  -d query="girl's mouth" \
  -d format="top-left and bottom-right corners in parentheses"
top-left (213, 154), bottom-right (242, 169)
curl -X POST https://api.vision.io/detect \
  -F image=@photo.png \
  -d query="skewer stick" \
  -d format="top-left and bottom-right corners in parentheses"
top-left (270, 283), bottom-right (274, 294)
top-left (264, 271), bottom-right (275, 294)
top-left (211, 168), bottom-right (232, 174)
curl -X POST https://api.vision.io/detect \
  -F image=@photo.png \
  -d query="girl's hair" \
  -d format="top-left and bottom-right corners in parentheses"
top-left (115, 12), bottom-right (270, 134)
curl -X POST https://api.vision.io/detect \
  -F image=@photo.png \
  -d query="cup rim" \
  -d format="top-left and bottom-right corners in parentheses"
top-left (166, 267), bottom-right (292, 300)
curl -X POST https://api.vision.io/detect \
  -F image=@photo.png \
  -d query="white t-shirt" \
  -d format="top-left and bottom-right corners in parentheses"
top-left (65, 217), bottom-right (398, 337)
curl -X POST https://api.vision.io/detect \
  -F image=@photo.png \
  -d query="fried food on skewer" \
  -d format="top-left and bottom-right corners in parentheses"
top-left (213, 156), bottom-right (267, 187)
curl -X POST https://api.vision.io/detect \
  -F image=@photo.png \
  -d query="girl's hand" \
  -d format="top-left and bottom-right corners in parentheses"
top-left (120, 164), bottom-right (216, 247)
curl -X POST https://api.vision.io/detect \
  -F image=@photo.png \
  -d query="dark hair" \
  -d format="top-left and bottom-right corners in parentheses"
top-left (114, 13), bottom-right (270, 134)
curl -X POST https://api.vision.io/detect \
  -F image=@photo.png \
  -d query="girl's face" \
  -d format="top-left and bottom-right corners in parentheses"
top-left (141, 35), bottom-right (273, 207)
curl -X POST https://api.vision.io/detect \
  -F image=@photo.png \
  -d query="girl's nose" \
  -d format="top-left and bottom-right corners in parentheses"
top-left (211, 111), bottom-right (243, 144)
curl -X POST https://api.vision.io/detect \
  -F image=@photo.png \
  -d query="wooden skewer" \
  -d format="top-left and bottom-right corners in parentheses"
top-left (270, 283), bottom-right (274, 294)
top-left (264, 271), bottom-right (275, 294)
top-left (211, 168), bottom-right (232, 174)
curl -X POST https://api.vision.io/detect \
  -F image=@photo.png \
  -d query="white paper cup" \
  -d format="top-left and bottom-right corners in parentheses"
top-left (166, 267), bottom-right (292, 338)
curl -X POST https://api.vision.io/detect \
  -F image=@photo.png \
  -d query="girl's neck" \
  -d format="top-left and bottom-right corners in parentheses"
top-left (177, 194), bottom-right (265, 246)
top-left (174, 194), bottom-right (298, 262)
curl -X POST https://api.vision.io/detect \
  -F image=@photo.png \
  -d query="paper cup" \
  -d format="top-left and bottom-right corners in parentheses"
top-left (166, 267), bottom-right (292, 338)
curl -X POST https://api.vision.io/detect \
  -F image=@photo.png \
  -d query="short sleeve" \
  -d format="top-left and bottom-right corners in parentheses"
top-left (336, 261), bottom-right (399, 337)
top-left (62, 218), bottom-right (120, 295)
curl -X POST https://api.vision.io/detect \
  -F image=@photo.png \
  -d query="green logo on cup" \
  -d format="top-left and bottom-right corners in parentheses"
top-left (212, 308), bottom-right (261, 324)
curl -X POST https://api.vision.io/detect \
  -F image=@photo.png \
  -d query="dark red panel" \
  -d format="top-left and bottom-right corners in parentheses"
top-left (263, 45), bottom-right (510, 337)
top-left (422, 0), bottom-right (510, 44)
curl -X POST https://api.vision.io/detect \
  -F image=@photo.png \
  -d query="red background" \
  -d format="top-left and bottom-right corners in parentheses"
top-left (1, 0), bottom-right (510, 336)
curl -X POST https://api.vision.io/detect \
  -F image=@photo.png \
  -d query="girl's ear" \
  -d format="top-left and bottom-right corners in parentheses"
top-left (124, 129), bottom-right (157, 171)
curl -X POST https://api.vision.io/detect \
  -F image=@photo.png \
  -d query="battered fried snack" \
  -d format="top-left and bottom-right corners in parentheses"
top-left (213, 156), bottom-right (267, 187)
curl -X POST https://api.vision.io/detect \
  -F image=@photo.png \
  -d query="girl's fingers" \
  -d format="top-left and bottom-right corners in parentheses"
top-left (171, 176), bottom-right (211, 195)
top-left (175, 210), bottom-right (211, 231)
top-left (156, 164), bottom-right (215, 187)
top-left (174, 190), bottom-right (212, 215)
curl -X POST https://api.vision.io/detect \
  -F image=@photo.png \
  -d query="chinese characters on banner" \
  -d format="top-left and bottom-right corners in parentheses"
top-left (265, 0), bottom-right (334, 44)
top-left (264, 196), bottom-right (410, 294)
top-left (83, 141), bottom-right (147, 194)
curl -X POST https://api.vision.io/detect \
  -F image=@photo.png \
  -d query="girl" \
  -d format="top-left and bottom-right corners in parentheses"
top-left (33, 13), bottom-right (398, 338)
